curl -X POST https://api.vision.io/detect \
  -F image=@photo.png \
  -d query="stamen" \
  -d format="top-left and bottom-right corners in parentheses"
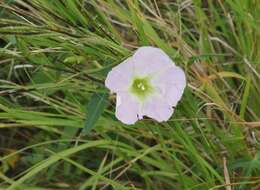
top-left (137, 83), bottom-right (146, 91)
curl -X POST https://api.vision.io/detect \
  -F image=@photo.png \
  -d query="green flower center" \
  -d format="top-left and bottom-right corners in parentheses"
top-left (130, 77), bottom-right (154, 100)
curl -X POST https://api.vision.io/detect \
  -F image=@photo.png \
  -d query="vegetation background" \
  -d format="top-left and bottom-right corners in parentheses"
top-left (0, 0), bottom-right (259, 189)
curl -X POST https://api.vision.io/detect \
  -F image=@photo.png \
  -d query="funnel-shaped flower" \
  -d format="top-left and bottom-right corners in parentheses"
top-left (105, 46), bottom-right (186, 124)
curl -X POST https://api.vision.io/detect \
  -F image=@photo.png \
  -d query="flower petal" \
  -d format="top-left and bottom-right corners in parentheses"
top-left (141, 95), bottom-right (174, 122)
top-left (105, 57), bottom-right (134, 92)
top-left (152, 66), bottom-right (186, 106)
top-left (132, 46), bottom-right (174, 76)
top-left (115, 92), bottom-right (140, 124)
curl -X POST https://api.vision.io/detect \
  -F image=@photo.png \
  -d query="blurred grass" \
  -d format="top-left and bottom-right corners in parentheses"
top-left (0, 0), bottom-right (259, 189)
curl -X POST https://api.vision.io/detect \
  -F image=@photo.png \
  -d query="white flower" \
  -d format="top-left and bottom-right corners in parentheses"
top-left (105, 46), bottom-right (186, 124)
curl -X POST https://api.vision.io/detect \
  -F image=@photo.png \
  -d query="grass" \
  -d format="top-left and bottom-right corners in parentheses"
top-left (0, 0), bottom-right (259, 189)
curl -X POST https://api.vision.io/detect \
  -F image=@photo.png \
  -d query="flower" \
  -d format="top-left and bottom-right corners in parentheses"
top-left (105, 46), bottom-right (186, 124)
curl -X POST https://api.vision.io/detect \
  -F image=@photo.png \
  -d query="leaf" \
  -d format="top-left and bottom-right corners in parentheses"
top-left (64, 56), bottom-right (85, 64)
top-left (239, 75), bottom-right (251, 119)
top-left (207, 71), bottom-right (246, 81)
top-left (82, 93), bottom-right (109, 135)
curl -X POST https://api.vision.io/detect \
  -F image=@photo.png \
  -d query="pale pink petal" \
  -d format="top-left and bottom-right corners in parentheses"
top-left (105, 57), bottom-right (134, 92)
top-left (115, 92), bottom-right (140, 124)
top-left (152, 66), bottom-right (186, 106)
top-left (132, 46), bottom-right (174, 76)
top-left (141, 95), bottom-right (174, 122)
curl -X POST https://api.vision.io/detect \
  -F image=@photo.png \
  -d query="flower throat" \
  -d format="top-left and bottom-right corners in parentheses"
top-left (130, 77), bottom-right (153, 100)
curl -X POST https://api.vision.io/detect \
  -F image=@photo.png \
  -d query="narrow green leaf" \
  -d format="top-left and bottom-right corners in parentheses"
top-left (240, 76), bottom-right (251, 119)
top-left (64, 55), bottom-right (85, 64)
top-left (82, 92), bottom-right (109, 135)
